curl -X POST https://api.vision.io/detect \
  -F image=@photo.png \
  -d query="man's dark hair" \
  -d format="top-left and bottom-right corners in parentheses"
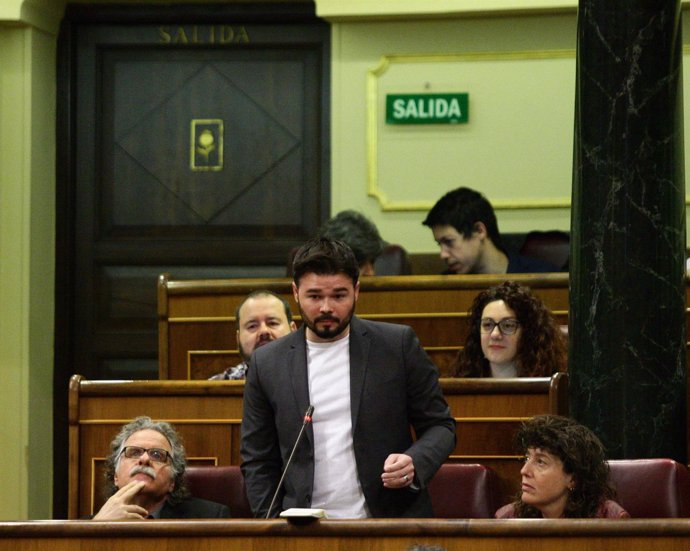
top-left (318, 210), bottom-right (386, 268)
top-left (292, 237), bottom-right (359, 286)
top-left (235, 290), bottom-right (293, 325)
top-left (103, 416), bottom-right (190, 505)
top-left (422, 187), bottom-right (506, 252)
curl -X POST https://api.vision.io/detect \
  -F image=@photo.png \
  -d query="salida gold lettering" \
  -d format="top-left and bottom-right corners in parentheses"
top-left (157, 25), bottom-right (250, 44)
top-left (158, 27), bottom-right (171, 43)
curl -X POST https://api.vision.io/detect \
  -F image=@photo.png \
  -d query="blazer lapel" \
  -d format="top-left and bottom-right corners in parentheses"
top-left (288, 327), bottom-right (314, 445)
top-left (348, 316), bottom-right (369, 430)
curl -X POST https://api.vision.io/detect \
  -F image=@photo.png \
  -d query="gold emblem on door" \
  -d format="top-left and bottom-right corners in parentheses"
top-left (191, 119), bottom-right (223, 171)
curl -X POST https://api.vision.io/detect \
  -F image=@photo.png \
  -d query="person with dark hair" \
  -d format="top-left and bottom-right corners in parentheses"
top-left (209, 290), bottom-right (297, 380)
top-left (318, 210), bottom-right (386, 276)
top-left (455, 280), bottom-right (566, 378)
top-left (422, 187), bottom-right (557, 274)
top-left (93, 416), bottom-right (229, 519)
top-left (241, 237), bottom-right (455, 518)
top-left (495, 415), bottom-right (629, 518)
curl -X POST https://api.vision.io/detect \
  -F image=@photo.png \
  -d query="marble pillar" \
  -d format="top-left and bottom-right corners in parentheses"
top-left (570, 1), bottom-right (686, 462)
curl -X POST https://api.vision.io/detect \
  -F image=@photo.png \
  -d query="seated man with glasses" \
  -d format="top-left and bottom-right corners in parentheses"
top-left (92, 416), bottom-right (230, 519)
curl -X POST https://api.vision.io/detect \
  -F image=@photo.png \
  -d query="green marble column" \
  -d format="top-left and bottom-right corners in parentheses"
top-left (570, 1), bottom-right (686, 462)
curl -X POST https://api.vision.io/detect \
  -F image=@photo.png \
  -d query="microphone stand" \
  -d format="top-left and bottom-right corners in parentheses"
top-left (265, 405), bottom-right (314, 519)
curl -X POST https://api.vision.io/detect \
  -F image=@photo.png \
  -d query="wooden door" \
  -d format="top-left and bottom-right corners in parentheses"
top-left (54, 2), bottom-right (329, 517)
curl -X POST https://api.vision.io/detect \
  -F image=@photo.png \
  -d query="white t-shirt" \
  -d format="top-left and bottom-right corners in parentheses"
top-left (306, 334), bottom-right (369, 518)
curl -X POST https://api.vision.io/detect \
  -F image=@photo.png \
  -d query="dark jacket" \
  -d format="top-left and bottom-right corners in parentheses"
top-left (241, 316), bottom-right (456, 518)
top-left (158, 496), bottom-right (230, 518)
top-left (507, 253), bottom-right (558, 273)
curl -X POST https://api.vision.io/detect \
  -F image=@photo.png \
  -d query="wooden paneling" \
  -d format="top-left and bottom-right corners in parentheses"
top-left (55, 4), bottom-right (331, 517)
top-left (68, 375), bottom-right (246, 517)
top-left (158, 273), bottom-right (570, 379)
top-left (158, 273), bottom-right (690, 381)
top-left (60, 4), bottom-right (331, 382)
top-left (68, 373), bottom-right (566, 518)
top-left (2, 519), bottom-right (690, 550)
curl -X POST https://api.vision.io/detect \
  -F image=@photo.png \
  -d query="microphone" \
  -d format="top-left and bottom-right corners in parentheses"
top-left (265, 405), bottom-right (314, 519)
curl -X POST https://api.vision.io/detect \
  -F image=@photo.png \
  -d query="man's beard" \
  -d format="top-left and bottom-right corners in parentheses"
top-left (298, 302), bottom-right (355, 340)
top-left (240, 335), bottom-right (273, 361)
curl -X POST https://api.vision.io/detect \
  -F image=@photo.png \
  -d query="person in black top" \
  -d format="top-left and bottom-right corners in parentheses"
top-left (92, 416), bottom-right (229, 520)
top-left (319, 210), bottom-right (387, 276)
top-left (423, 187), bottom-right (557, 274)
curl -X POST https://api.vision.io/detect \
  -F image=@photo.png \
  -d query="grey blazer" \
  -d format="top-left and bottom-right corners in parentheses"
top-left (240, 316), bottom-right (456, 518)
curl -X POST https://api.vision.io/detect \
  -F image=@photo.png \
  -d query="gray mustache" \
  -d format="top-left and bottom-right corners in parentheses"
top-left (130, 465), bottom-right (156, 479)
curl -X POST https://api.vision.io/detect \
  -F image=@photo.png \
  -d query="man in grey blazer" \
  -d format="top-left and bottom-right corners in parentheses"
top-left (241, 238), bottom-right (455, 518)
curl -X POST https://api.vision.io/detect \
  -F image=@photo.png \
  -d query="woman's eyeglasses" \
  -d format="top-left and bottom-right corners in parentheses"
top-left (480, 318), bottom-right (520, 335)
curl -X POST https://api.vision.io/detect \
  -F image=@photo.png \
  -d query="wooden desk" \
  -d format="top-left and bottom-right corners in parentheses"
top-left (3, 519), bottom-right (690, 551)
top-left (158, 273), bottom-right (570, 379)
top-left (68, 373), bottom-right (566, 519)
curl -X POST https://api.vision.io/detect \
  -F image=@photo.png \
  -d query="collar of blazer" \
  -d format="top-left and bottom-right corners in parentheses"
top-left (288, 316), bottom-right (371, 431)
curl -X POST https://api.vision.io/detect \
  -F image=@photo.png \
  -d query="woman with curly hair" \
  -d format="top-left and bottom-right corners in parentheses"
top-left (495, 415), bottom-right (629, 518)
top-left (454, 280), bottom-right (566, 377)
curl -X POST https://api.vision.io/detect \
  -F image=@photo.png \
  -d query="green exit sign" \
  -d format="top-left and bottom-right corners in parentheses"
top-left (386, 93), bottom-right (469, 125)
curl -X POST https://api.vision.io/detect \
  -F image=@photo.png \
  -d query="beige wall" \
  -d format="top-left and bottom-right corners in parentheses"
top-left (324, 3), bottom-right (690, 254)
top-left (0, 0), bottom-right (688, 519)
top-left (329, 13), bottom-right (576, 253)
top-left (0, 0), bottom-right (61, 520)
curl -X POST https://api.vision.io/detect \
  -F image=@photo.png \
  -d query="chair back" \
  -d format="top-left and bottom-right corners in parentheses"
top-left (608, 458), bottom-right (690, 517)
top-left (185, 465), bottom-right (253, 518)
top-left (519, 230), bottom-right (570, 270)
top-left (187, 463), bottom-right (504, 519)
top-left (374, 244), bottom-right (412, 275)
top-left (428, 463), bottom-right (502, 518)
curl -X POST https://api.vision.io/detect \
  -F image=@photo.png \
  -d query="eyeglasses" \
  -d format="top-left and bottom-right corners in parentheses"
top-left (480, 318), bottom-right (520, 335)
top-left (120, 446), bottom-right (171, 464)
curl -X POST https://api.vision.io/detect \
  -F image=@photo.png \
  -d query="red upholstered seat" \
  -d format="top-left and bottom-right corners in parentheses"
top-left (185, 465), bottom-right (253, 518)
top-left (519, 230), bottom-right (570, 271)
top-left (186, 463), bottom-right (501, 519)
top-left (608, 458), bottom-right (690, 518)
top-left (428, 463), bottom-right (502, 518)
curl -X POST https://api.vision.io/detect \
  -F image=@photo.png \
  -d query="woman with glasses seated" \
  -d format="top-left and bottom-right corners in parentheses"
top-left (453, 280), bottom-right (566, 377)
top-left (495, 414), bottom-right (629, 519)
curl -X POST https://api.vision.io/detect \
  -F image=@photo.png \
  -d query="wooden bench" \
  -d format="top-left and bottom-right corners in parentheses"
top-left (67, 372), bottom-right (567, 518)
top-left (4, 518), bottom-right (690, 551)
top-left (158, 273), bottom-right (570, 379)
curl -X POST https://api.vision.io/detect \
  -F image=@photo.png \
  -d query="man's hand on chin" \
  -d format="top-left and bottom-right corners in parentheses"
top-left (92, 480), bottom-right (148, 520)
